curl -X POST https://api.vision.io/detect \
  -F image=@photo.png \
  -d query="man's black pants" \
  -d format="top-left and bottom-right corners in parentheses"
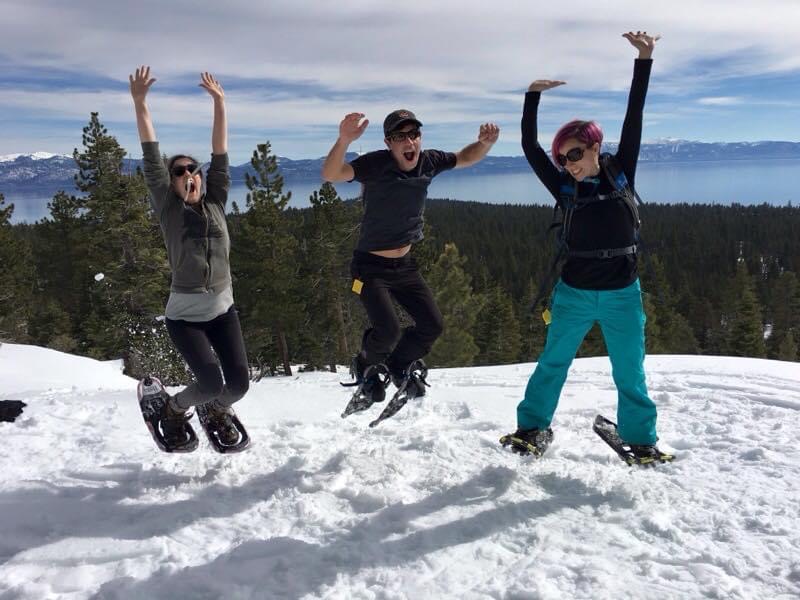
top-left (351, 251), bottom-right (444, 373)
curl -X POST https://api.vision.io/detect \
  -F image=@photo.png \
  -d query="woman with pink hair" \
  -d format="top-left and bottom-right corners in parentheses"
top-left (501, 32), bottom-right (673, 464)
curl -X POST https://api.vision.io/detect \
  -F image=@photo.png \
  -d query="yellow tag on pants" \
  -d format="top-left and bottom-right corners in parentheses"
top-left (542, 308), bottom-right (552, 325)
top-left (351, 278), bottom-right (364, 294)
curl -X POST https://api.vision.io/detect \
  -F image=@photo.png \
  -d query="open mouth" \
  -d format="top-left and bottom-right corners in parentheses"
top-left (403, 151), bottom-right (416, 162)
top-left (186, 179), bottom-right (196, 194)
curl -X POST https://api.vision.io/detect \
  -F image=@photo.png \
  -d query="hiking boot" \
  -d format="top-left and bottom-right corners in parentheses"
top-left (353, 354), bottom-right (388, 404)
top-left (389, 359), bottom-right (429, 399)
top-left (500, 427), bottom-right (554, 457)
top-left (161, 396), bottom-right (193, 447)
top-left (204, 401), bottom-right (240, 446)
top-left (630, 444), bottom-right (660, 460)
top-left (627, 443), bottom-right (675, 465)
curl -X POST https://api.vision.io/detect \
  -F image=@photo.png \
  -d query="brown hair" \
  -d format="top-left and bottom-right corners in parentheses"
top-left (166, 154), bottom-right (203, 179)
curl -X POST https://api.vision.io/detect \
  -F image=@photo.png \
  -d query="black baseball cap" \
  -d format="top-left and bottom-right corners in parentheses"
top-left (383, 109), bottom-right (423, 137)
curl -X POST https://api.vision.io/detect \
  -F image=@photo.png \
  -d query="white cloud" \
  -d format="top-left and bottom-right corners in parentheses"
top-left (3, 1), bottom-right (800, 92)
top-left (697, 96), bottom-right (743, 106)
top-left (2, 0), bottom-right (800, 157)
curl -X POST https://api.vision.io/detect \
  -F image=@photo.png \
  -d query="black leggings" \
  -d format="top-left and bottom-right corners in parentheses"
top-left (351, 251), bottom-right (444, 371)
top-left (165, 305), bottom-right (249, 409)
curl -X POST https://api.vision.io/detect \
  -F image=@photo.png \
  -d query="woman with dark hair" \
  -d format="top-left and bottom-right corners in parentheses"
top-left (501, 32), bottom-right (673, 464)
top-left (129, 66), bottom-right (249, 453)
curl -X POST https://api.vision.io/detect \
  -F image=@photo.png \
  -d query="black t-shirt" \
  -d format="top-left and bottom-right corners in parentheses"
top-left (350, 149), bottom-right (457, 251)
top-left (521, 59), bottom-right (652, 290)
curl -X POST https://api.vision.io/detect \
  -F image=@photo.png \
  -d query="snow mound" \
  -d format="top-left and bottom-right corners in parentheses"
top-left (1, 344), bottom-right (799, 599)
top-left (0, 343), bottom-right (133, 396)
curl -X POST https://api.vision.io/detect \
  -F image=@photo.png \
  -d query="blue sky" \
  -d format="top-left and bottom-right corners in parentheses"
top-left (1, 0), bottom-right (799, 164)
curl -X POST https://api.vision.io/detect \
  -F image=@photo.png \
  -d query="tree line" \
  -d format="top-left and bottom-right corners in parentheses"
top-left (1, 113), bottom-right (798, 384)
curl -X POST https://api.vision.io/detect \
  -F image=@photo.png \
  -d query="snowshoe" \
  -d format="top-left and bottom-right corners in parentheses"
top-left (196, 401), bottom-right (251, 453)
top-left (368, 359), bottom-right (429, 428)
top-left (499, 427), bottom-right (554, 457)
top-left (592, 415), bottom-right (674, 466)
top-left (137, 377), bottom-right (198, 453)
top-left (341, 360), bottom-right (391, 418)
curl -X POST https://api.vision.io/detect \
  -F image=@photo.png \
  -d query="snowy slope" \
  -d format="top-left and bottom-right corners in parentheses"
top-left (0, 343), bottom-right (799, 600)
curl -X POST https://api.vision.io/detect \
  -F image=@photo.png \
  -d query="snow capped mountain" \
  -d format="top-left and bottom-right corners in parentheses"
top-left (1, 342), bottom-right (799, 599)
top-left (0, 152), bottom-right (72, 163)
top-left (0, 153), bottom-right (137, 187)
top-left (0, 152), bottom-right (78, 187)
top-left (3, 142), bottom-right (800, 192)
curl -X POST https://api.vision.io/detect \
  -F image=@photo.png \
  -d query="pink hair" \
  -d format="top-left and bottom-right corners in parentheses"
top-left (551, 120), bottom-right (603, 167)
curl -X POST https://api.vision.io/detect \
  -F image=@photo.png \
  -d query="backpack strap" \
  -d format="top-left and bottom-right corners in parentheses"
top-left (530, 156), bottom-right (646, 317)
top-left (600, 153), bottom-right (642, 231)
top-left (568, 245), bottom-right (638, 259)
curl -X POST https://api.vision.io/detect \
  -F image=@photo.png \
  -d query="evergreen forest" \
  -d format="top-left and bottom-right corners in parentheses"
top-left (1, 113), bottom-right (799, 384)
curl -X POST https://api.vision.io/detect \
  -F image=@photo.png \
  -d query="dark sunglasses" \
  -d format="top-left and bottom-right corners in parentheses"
top-left (387, 129), bottom-right (421, 143)
top-left (556, 147), bottom-right (585, 167)
top-left (171, 163), bottom-right (199, 177)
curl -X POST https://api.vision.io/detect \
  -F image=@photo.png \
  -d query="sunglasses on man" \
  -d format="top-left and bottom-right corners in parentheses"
top-left (386, 129), bottom-right (421, 143)
top-left (556, 147), bottom-right (585, 167)
top-left (171, 163), bottom-right (200, 178)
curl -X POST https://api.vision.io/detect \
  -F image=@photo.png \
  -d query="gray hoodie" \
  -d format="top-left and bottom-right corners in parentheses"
top-left (141, 141), bottom-right (232, 294)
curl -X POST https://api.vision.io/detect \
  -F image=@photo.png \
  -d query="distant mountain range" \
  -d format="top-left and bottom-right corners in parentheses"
top-left (2, 141), bottom-right (800, 191)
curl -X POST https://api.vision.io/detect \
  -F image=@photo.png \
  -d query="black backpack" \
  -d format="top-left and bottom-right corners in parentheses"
top-left (531, 153), bottom-right (644, 321)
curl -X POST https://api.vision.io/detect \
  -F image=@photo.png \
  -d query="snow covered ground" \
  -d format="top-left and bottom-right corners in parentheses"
top-left (1, 342), bottom-right (799, 600)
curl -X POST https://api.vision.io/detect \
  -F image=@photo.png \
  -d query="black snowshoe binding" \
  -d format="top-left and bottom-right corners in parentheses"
top-left (137, 377), bottom-right (198, 453)
top-left (196, 401), bottom-right (251, 453)
top-left (592, 415), bottom-right (675, 466)
top-left (500, 427), bottom-right (554, 457)
top-left (341, 358), bottom-right (391, 418)
top-left (368, 359), bottom-right (430, 428)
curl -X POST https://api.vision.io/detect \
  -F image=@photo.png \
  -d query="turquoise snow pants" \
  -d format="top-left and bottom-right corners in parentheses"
top-left (517, 278), bottom-right (657, 445)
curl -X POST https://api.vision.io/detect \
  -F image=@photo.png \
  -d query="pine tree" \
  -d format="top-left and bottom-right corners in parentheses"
top-left (777, 330), bottom-right (798, 362)
top-left (410, 222), bottom-right (439, 275)
top-left (474, 286), bottom-right (522, 365)
top-left (28, 299), bottom-right (76, 352)
top-left (73, 112), bottom-right (126, 194)
top-left (72, 113), bottom-right (173, 377)
top-left (27, 191), bottom-right (87, 350)
top-left (767, 271), bottom-right (800, 358)
top-left (728, 260), bottom-right (766, 358)
top-left (517, 278), bottom-right (548, 363)
top-left (301, 182), bottom-right (358, 371)
top-left (641, 255), bottom-right (699, 354)
top-left (576, 325), bottom-right (607, 357)
top-left (232, 142), bottom-right (301, 376)
top-left (642, 291), bottom-right (666, 354)
top-left (696, 296), bottom-right (725, 355)
top-left (426, 243), bottom-right (484, 367)
top-left (0, 194), bottom-right (34, 342)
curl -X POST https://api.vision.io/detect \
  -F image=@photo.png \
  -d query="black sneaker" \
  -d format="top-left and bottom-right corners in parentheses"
top-left (390, 359), bottom-right (429, 399)
top-left (629, 444), bottom-right (656, 458)
top-left (204, 401), bottom-right (240, 446)
top-left (626, 444), bottom-right (675, 465)
top-left (500, 427), bottom-right (554, 457)
top-left (628, 444), bottom-right (674, 464)
top-left (354, 355), bottom-right (387, 404)
top-left (160, 397), bottom-right (193, 447)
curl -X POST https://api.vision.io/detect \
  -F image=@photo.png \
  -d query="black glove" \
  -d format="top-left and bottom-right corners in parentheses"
top-left (0, 400), bottom-right (27, 422)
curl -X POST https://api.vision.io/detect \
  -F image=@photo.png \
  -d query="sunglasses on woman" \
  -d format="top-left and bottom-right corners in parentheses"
top-left (386, 129), bottom-right (421, 143)
top-left (556, 147), bottom-right (585, 167)
top-left (171, 163), bottom-right (199, 177)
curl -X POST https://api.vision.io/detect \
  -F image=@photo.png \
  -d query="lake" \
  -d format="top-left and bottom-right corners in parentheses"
top-left (5, 158), bottom-right (799, 223)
